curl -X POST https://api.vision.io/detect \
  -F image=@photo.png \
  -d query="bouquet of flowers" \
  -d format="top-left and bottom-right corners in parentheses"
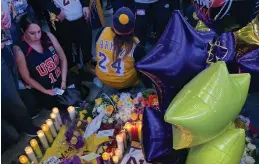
top-left (92, 93), bottom-right (116, 124)
top-left (236, 115), bottom-right (258, 164)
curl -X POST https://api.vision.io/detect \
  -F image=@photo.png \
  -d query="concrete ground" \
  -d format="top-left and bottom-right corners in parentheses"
top-left (1, 4), bottom-right (113, 164)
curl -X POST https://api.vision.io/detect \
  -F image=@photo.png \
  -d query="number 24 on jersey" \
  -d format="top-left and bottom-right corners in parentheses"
top-left (98, 52), bottom-right (124, 76)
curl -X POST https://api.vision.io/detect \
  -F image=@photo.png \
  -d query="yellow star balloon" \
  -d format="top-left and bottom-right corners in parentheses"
top-left (164, 62), bottom-right (250, 149)
top-left (186, 128), bottom-right (245, 164)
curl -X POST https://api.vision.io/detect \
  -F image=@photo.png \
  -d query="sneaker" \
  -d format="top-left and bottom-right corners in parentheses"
top-left (24, 126), bottom-right (40, 137)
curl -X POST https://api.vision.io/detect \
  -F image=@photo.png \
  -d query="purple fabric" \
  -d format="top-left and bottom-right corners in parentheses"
top-left (238, 48), bottom-right (259, 92)
top-left (74, 136), bottom-right (84, 149)
top-left (136, 10), bottom-right (209, 111)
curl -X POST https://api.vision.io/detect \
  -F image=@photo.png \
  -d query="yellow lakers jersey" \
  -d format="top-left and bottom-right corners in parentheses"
top-left (96, 27), bottom-right (139, 89)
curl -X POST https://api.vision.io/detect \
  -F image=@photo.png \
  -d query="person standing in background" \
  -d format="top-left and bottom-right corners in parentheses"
top-left (133, 0), bottom-right (177, 46)
top-left (1, 6), bottom-right (39, 137)
top-left (39, 0), bottom-right (93, 74)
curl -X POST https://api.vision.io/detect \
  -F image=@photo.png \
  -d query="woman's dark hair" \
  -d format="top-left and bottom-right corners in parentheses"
top-left (112, 28), bottom-right (136, 61)
top-left (20, 14), bottom-right (49, 48)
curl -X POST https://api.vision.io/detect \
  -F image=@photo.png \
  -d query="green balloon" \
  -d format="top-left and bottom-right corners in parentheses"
top-left (164, 62), bottom-right (250, 149)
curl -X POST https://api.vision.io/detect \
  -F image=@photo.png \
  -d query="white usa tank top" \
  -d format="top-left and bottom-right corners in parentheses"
top-left (53, 0), bottom-right (83, 21)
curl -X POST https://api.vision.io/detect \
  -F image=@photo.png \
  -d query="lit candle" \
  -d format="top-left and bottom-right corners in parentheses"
top-left (131, 123), bottom-right (139, 142)
top-left (102, 152), bottom-right (110, 164)
top-left (67, 106), bottom-right (76, 120)
top-left (19, 155), bottom-right (30, 164)
top-left (46, 119), bottom-right (57, 137)
top-left (50, 113), bottom-right (60, 131)
top-left (52, 107), bottom-right (62, 125)
top-left (30, 139), bottom-right (43, 158)
top-left (112, 156), bottom-right (119, 164)
top-left (116, 134), bottom-right (124, 151)
top-left (120, 130), bottom-right (127, 149)
top-left (124, 122), bottom-right (132, 139)
top-left (136, 121), bottom-right (142, 142)
top-left (37, 130), bottom-right (49, 149)
top-left (41, 124), bottom-right (53, 143)
top-left (25, 146), bottom-right (38, 164)
top-left (114, 148), bottom-right (123, 160)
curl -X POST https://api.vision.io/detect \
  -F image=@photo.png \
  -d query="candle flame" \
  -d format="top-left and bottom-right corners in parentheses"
top-left (30, 139), bottom-right (38, 147)
top-left (102, 152), bottom-right (110, 160)
top-left (19, 155), bottom-right (28, 163)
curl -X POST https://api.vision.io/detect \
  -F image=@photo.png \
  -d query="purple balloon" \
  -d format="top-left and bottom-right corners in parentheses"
top-left (136, 10), bottom-right (209, 110)
top-left (238, 48), bottom-right (259, 92)
top-left (142, 107), bottom-right (187, 163)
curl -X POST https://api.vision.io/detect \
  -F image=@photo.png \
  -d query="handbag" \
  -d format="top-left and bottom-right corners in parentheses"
top-left (57, 84), bottom-right (89, 107)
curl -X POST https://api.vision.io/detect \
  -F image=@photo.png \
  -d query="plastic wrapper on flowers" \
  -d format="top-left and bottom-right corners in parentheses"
top-left (142, 107), bottom-right (187, 163)
top-left (186, 128), bottom-right (245, 164)
top-left (164, 62), bottom-right (250, 149)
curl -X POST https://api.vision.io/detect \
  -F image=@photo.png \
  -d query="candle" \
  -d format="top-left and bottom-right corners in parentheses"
top-left (50, 113), bottom-right (60, 131)
top-left (124, 122), bottom-right (132, 139)
top-left (136, 121), bottom-right (142, 141)
top-left (67, 106), bottom-right (76, 120)
top-left (46, 119), bottom-right (57, 137)
top-left (102, 152), bottom-right (110, 164)
top-left (116, 134), bottom-right (124, 151)
top-left (25, 146), bottom-right (38, 164)
top-left (112, 156), bottom-right (119, 164)
top-left (131, 123), bottom-right (139, 142)
top-left (114, 148), bottom-right (123, 160)
top-left (52, 107), bottom-right (62, 125)
top-left (41, 124), bottom-right (53, 143)
top-left (120, 130), bottom-right (127, 149)
top-left (37, 130), bottom-right (49, 149)
top-left (19, 155), bottom-right (30, 164)
top-left (30, 139), bottom-right (43, 158)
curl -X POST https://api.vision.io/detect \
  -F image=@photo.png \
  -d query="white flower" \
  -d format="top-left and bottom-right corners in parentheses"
top-left (137, 92), bottom-right (143, 98)
top-left (108, 118), bottom-right (113, 124)
top-left (247, 143), bottom-right (256, 151)
top-left (246, 137), bottom-right (252, 143)
top-left (245, 156), bottom-right (255, 164)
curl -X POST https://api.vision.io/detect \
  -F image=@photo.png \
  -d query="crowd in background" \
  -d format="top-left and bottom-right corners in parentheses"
top-left (1, 0), bottom-right (195, 153)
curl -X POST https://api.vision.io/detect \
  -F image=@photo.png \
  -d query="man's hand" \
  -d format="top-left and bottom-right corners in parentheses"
top-left (83, 7), bottom-right (90, 20)
top-left (56, 10), bottom-right (66, 22)
top-left (1, 12), bottom-right (11, 29)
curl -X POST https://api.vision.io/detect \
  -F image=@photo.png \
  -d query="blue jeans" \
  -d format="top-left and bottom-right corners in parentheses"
top-left (1, 48), bottom-right (34, 133)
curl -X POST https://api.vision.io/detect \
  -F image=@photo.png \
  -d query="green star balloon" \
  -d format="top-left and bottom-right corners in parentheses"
top-left (164, 61), bottom-right (250, 149)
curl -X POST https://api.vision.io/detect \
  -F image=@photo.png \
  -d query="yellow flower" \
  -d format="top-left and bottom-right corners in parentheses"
top-left (139, 114), bottom-right (143, 121)
top-left (77, 121), bottom-right (82, 127)
top-left (87, 117), bottom-right (92, 124)
top-left (117, 101), bottom-right (123, 107)
top-left (95, 98), bottom-right (103, 105)
top-left (73, 131), bottom-right (80, 137)
top-left (131, 113), bottom-right (138, 121)
top-left (127, 97), bottom-right (133, 102)
top-left (106, 105), bottom-right (114, 115)
top-left (71, 136), bottom-right (78, 145)
top-left (112, 95), bottom-right (119, 102)
top-left (81, 110), bottom-right (87, 114)
top-left (79, 113), bottom-right (85, 120)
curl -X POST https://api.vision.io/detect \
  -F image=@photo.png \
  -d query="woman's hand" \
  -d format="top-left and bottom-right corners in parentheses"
top-left (61, 81), bottom-right (66, 90)
top-left (44, 89), bottom-right (55, 96)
